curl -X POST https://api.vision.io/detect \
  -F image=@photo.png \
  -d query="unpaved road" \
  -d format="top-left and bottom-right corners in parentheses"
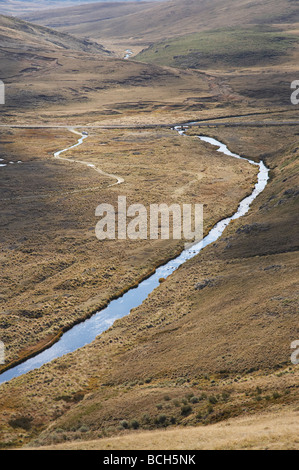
top-left (55, 128), bottom-right (124, 187)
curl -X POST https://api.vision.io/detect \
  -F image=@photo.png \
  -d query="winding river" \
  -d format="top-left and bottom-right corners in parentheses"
top-left (0, 126), bottom-right (269, 385)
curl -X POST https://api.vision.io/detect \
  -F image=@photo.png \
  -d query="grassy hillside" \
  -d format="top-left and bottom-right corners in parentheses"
top-left (23, 2), bottom-right (154, 30)
top-left (136, 26), bottom-right (299, 69)
top-left (0, 14), bottom-right (110, 54)
top-left (0, 0), bottom-right (162, 16)
top-left (0, 14), bottom-right (219, 125)
top-left (24, 0), bottom-right (299, 47)
top-left (25, 408), bottom-right (299, 450)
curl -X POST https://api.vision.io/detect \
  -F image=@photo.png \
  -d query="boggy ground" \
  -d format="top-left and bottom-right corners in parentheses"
top-left (0, 126), bottom-right (256, 371)
top-left (0, 123), bottom-right (297, 449)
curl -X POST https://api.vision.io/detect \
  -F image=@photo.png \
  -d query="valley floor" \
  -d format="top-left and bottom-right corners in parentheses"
top-left (0, 3), bottom-right (298, 450)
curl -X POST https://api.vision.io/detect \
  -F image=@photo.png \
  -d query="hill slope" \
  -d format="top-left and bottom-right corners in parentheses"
top-left (0, 14), bottom-right (218, 136)
top-left (23, 0), bottom-right (299, 46)
top-left (136, 26), bottom-right (299, 70)
top-left (25, 407), bottom-right (299, 450)
top-left (0, 13), bottom-right (109, 54)
top-left (23, 1), bottom-right (156, 39)
top-left (0, 0), bottom-right (162, 16)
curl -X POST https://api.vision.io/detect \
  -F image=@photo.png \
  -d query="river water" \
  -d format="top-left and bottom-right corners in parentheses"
top-left (0, 127), bottom-right (269, 385)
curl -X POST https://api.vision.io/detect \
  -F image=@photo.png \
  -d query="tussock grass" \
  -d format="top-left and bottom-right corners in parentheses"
top-left (137, 26), bottom-right (299, 69)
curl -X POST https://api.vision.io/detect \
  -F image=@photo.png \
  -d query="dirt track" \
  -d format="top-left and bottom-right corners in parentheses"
top-left (1, 120), bottom-right (299, 130)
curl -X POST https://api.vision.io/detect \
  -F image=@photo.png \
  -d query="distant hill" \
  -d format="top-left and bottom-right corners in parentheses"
top-left (0, 13), bottom-right (110, 105)
top-left (0, 0), bottom-right (163, 16)
top-left (23, 0), bottom-right (299, 46)
top-left (0, 13), bottom-right (110, 55)
top-left (22, 1), bottom-right (157, 38)
top-left (136, 25), bottom-right (299, 70)
top-left (0, 13), bottom-right (211, 123)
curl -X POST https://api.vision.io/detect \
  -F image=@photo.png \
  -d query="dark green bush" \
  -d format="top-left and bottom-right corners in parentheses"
top-left (155, 414), bottom-right (167, 426)
top-left (8, 416), bottom-right (33, 431)
top-left (130, 420), bottom-right (140, 430)
top-left (181, 405), bottom-right (192, 416)
top-left (208, 396), bottom-right (218, 405)
top-left (120, 420), bottom-right (129, 429)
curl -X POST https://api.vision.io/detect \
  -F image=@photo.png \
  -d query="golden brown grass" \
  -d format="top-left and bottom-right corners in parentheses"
top-left (0, 7), bottom-right (298, 450)
top-left (3, 14), bottom-right (295, 128)
top-left (0, 126), bottom-right (256, 369)
top-left (0, 124), bottom-right (298, 449)
top-left (25, 406), bottom-right (299, 450)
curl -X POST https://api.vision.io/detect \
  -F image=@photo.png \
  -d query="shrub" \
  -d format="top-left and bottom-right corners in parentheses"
top-left (181, 405), bottom-right (192, 416)
top-left (208, 396), bottom-right (218, 405)
top-left (8, 416), bottom-right (33, 431)
top-left (186, 392), bottom-right (194, 400)
top-left (130, 420), bottom-right (139, 430)
top-left (190, 396), bottom-right (199, 404)
top-left (142, 414), bottom-right (151, 425)
top-left (78, 425), bottom-right (89, 433)
top-left (73, 392), bottom-right (85, 403)
top-left (120, 420), bottom-right (129, 429)
top-left (155, 414), bottom-right (167, 426)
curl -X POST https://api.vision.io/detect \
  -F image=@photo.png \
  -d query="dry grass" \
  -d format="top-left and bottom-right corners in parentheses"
top-left (0, 124), bottom-right (298, 449)
top-left (25, 407), bottom-right (299, 450)
top-left (2, 13), bottom-right (295, 128)
top-left (0, 126), bottom-right (256, 369)
top-left (0, 2), bottom-right (298, 450)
